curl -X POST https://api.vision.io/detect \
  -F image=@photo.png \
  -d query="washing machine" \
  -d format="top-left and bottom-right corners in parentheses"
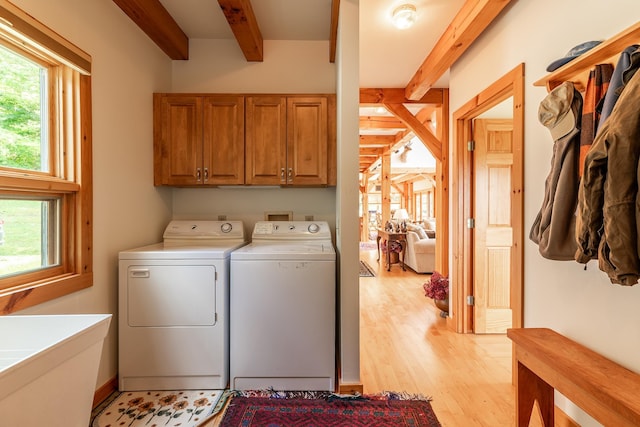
top-left (230, 221), bottom-right (336, 391)
top-left (118, 220), bottom-right (246, 391)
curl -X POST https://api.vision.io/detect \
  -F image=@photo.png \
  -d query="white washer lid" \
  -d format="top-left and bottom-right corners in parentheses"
top-left (231, 241), bottom-right (335, 260)
top-left (163, 220), bottom-right (245, 242)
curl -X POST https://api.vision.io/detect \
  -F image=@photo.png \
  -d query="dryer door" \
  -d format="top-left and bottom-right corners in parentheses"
top-left (127, 264), bottom-right (216, 326)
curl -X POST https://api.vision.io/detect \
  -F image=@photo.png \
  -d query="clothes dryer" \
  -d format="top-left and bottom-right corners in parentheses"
top-left (230, 221), bottom-right (336, 391)
top-left (118, 220), bottom-right (246, 391)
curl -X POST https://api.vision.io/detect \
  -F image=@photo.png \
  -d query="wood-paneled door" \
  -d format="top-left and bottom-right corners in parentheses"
top-left (473, 119), bottom-right (514, 333)
top-left (245, 96), bottom-right (287, 185)
top-left (451, 63), bottom-right (524, 335)
top-left (286, 97), bottom-right (328, 186)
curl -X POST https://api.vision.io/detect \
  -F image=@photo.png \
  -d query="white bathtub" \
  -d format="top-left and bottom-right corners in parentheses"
top-left (0, 314), bottom-right (112, 427)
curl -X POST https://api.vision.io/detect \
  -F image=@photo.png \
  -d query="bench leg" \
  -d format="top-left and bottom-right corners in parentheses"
top-left (516, 361), bottom-right (554, 426)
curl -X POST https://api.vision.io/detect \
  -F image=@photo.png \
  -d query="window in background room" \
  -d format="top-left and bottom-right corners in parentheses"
top-left (0, 1), bottom-right (93, 314)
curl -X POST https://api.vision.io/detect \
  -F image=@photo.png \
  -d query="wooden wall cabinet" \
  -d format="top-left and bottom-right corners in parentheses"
top-left (154, 94), bottom-right (245, 186)
top-left (246, 96), bottom-right (331, 186)
top-left (154, 93), bottom-right (336, 187)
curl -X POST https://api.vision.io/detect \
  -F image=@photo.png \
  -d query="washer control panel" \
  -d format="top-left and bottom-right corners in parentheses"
top-left (163, 220), bottom-right (245, 241)
top-left (252, 221), bottom-right (331, 240)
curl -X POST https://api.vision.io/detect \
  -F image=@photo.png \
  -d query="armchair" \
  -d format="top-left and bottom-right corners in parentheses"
top-left (404, 226), bottom-right (435, 273)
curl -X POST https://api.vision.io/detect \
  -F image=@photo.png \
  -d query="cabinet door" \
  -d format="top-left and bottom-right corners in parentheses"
top-left (154, 95), bottom-right (202, 186)
top-left (245, 96), bottom-right (287, 185)
top-left (287, 97), bottom-right (328, 186)
top-left (202, 96), bottom-right (245, 185)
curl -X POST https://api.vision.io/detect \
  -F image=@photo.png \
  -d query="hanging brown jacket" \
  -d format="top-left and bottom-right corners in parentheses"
top-left (575, 67), bottom-right (640, 285)
top-left (530, 82), bottom-right (583, 260)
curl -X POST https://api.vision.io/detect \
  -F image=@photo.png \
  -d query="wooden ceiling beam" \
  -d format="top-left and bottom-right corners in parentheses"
top-left (360, 116), bottom-right (405, 129)
top-left (329, 0), bottom-right (339, 62)
top-left (360, 88), bottom-right (444, 105)
top-left (404, 0), bottom-right (513, 100)
top-left (384, 103), bottom-right (442, 160)
top-left (359, 135), bottom-right (396, 145)
top-left (360, 147), bottom-right (384, 156)
top-left (218, 0), bottom-right (263, 61)
top-left (112, 0), bottom-right (189, 60)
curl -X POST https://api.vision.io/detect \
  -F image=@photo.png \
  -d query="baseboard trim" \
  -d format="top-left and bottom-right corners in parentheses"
top-left (93, 376), bottom-right (118, 408)
top-left (338, 382), bottom-right (364, 394)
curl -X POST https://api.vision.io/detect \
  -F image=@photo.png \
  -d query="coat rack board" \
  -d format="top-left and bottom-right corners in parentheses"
top-left (534, 21), bottom-right (640, 92)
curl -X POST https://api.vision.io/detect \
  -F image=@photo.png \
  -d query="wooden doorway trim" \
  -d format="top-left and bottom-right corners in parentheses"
top-left (451, 63), bottom-right (525, 333)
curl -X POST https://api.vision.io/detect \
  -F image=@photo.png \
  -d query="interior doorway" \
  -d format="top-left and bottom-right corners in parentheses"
top-left (451, 64), bottom-right (525, 334)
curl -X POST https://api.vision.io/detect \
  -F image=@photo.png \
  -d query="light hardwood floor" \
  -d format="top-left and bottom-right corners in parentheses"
top-left (359, 247), bottom-right (516, 426)
top-left (202, 246), bottom-right (519, 426)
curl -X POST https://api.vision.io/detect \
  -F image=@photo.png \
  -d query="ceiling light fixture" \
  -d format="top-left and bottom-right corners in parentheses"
top-left (392, 4), bottom-right (417, 30)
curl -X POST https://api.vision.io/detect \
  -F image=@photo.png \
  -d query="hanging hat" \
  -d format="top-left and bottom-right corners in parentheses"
top-left (538, 81), bottom-right (579, 141)
top-left (546, 40), bottom-right (602, 72)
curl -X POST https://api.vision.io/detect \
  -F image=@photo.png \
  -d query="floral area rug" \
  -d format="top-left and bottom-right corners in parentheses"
top-left (359, 260), bottom-right (376, 277)
top-left (219, 391), bottom-right (441, 427)
top-left (91, 389), bottom-right (227, 427)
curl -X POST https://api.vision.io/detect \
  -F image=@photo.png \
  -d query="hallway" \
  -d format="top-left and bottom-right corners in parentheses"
top-left (359, 247), bottom-right (516, 426)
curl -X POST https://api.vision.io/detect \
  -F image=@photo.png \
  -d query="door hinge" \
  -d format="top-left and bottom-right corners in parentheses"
top-left (467, 218), bottom-right (475, 229)
top-left (467, 140), bottom-right (475, 151)
top-left (467, 295), bottom-right (475, 306)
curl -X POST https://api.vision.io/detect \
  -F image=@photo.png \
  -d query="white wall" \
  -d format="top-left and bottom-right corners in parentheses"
top-left (450, 1), bottom-right (640, 425)
top-left (12, 0), bottom-right (174, 388)
top-left (335, 0), bottom-right (361, 387)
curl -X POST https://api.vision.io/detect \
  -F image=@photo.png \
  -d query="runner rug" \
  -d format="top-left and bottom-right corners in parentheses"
top-left (219, 391), bottom-right (441, 427)
top-left (359, 260), bottom-right (376, 277)
top-left (91, 389), bottom-right (227, 427)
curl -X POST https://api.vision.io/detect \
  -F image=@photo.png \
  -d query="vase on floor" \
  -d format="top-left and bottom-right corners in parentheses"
top-left (434, 297), bottom-right (449, 317)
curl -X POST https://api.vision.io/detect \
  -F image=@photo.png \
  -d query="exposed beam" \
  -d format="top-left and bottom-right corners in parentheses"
top-left (360, 88), bottom-right (444, 105)
top-left (112, 0), bottom-right (188, 60)
top-left (359, 135), bottom-right (396, 146)
top-left (359, 147), bottom-right (385, 156)
top-left (404, 0), bottom-right (513, 100)
top-left (360, 116), bottom-right (405, 129)
top-left (329, 0), bottom-right (339, 62)
top-left (218, 0), bottom-right (263, 62)
top-left (384, 103), bottom-right (442, 161)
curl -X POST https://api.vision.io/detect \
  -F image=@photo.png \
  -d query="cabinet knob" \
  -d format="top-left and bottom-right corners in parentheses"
top-left (204, 168), bottom-right (209, 182)
top-left (288, 167), bottom-right (293, 183)
top-left (196, 168), bottom-right (201, 182)
top-left (280, 168), bottom-right (286, 182)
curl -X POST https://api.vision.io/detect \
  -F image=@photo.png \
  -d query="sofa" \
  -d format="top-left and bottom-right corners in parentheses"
top-left (403, 223), bottom-right (436, 273)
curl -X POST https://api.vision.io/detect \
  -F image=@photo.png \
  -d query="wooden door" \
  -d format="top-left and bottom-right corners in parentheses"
top-left (154, 94), bottom-right (202, 186)
top-left (202, 96), bottom-right (245, 185)
top-left (473, 119), bottom-right (513, 333)
top-left (287, 97), bottom-right (328, 186)
top-left (245, 96), bottom-right (286, 185)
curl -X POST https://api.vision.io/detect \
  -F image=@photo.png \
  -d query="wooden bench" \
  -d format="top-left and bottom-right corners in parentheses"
top-left (507, 328), bottom-right (640, 426)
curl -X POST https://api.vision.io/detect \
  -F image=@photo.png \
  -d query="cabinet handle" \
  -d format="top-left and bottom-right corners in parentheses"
top-left (204, 168), bottom-right (209, 182)
top-left (288, 167), bottom-right (293, 183)
top-left (196, 168), bottom-right (201, 182)
top-left (280, 167), bottom-right (286, 182)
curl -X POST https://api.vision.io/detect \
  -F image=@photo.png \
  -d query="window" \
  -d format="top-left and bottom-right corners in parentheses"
top-left (0, 1), bottom-right (92, 314)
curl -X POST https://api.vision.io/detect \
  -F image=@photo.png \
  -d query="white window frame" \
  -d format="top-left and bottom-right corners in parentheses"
top-left (0, 1), bottom-right (92, 314)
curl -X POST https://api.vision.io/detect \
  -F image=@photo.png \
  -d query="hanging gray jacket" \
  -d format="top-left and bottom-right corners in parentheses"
top-left (575, 66), bottom-right (640, 285)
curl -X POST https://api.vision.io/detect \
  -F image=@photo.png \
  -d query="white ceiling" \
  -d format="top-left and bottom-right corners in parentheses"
top-left (158, 0), bottom-right (466, 89)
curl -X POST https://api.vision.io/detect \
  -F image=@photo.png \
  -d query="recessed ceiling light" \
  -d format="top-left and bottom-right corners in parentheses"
top-left (392, 4), bottom-right (417, 30)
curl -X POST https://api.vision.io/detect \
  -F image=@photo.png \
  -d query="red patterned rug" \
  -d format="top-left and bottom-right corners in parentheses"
top-left (219, 392), bottom-right (441, 427)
